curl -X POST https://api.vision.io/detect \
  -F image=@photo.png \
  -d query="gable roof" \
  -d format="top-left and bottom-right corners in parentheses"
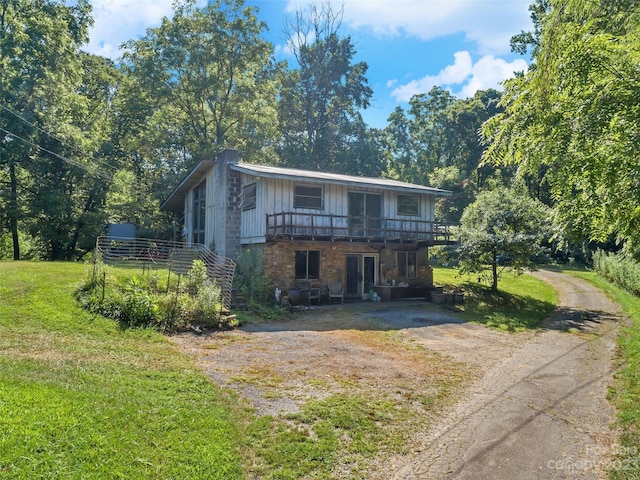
top-left (161, 159), bottom-right (452, 212)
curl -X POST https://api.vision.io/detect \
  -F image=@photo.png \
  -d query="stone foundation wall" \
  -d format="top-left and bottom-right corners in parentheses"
top-left (257, 240), bottom-right (432, 288)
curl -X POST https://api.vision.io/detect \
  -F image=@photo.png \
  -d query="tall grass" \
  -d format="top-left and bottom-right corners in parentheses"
top-left (593, 249), bottom-right (640, 297)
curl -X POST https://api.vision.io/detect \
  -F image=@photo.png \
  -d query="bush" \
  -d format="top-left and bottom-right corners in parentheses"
top-left (76, 259), bottom-right (233, 332)
top-left (234, 247), bottom-right (273, 306)
top-left (593, 250), bottom-right (640, 297)
top-left (120, 278), bottom-right (157, 327)
top-left (188, 259), bottom-right (208, 294)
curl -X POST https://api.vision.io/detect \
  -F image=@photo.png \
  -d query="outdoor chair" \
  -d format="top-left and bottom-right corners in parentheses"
top-left (327, 281), bottom-right (344, 304)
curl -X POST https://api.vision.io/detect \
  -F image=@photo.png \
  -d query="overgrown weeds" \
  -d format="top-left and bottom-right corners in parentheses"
top-left (593, 249), bottom-right (640, 297)
top-left (75, 259), bottom-right (236, 332)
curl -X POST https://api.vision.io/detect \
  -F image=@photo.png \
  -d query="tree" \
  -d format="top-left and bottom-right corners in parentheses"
top-left (384, 86), bottom-right (456, 183)
top-left (482, 0), bottom-right (640, 255)
top-left (457, 187), bottom-right (550, 292)
top-left (0, 0), bottom-right (113, 260)
top-left (277, 2), bottom-right (374, 172)
top-left (384, 87), bottom-right (506, 223)
top-left (120, 0), bottom-right (279, 168)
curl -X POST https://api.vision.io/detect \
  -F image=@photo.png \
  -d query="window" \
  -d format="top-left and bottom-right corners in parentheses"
top-left (397, 251), bottom-right (417, 278)
top-left (294, 185), bottom-right (323, 209)
top-left (295, 250), bottom-right (320, 279)
top-left (397, 194), bottom-right (420, 216)
top-left (241, 183), bottom-right (256, 211)
top-left (192, 181), bottom-right (206, 244)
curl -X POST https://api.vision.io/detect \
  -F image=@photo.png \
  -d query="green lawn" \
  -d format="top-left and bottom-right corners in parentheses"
top-left (0, 262), bottom-right (246, 479)
top-left (432, 266), bottom-right (558, 331)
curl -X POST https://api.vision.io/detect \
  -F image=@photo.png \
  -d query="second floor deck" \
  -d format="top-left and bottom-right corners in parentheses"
top-left (265, 212), bottom-right (454, 245)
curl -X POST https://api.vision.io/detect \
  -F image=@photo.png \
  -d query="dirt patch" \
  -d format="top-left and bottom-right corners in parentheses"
top-left (171, 303), bottom-right (485, 418)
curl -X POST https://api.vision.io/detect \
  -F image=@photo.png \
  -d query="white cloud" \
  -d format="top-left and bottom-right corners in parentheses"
top-left (85, 0), bottom-right (200, 59)
top-left (390, 51), bottom-right (528, 102)
top-left (458, 55), bottom-right (528, 97)
top-left (287, 0), bottom-right (531, 55)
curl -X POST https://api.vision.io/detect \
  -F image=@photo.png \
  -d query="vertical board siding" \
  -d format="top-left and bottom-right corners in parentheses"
top-left (205, 169), bottom-right (216, 248)
top-left (239, 176), bottom-right (437, 243)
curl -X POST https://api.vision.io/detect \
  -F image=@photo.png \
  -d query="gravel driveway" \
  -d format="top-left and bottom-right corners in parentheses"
top-left (391, 269), bottom-right (623, 479)
top-left (171, 269), bottom-right (623, 479)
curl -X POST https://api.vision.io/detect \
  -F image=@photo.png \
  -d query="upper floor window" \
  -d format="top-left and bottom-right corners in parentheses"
top-left (241, 182), bottom-right (256, 211)
top-left (294, 185), bottom-right (323, 209)
top-left (192, 181), bottom-right (206, 245)
top-left (397, 194), bottom-right (420, 216)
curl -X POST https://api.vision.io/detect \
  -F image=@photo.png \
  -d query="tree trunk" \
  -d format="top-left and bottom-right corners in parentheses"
top-left (491, 251), bottom-right (498, 292)
top-left (9, 162), bottom-right (20, 261)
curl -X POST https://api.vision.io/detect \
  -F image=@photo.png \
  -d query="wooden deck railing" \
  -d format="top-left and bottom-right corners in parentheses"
top-left (266, 212), bottom-right (454, 245)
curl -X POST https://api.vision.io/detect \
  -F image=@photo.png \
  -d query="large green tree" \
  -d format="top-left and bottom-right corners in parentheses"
top-left (120, 0), bottom-right (278, 170)
top-left (457, 187), bottom-right (550, 292)
top-left (483, 0), bottom-right (640, 254)
top-left (385, 86), bottom-right (456, 183)
top-left (0, 0), bottom-right (116, 260)
top-left (277, 3), bottom-right (375, 173)
top-left (384, 87), bottom-right (506, 223)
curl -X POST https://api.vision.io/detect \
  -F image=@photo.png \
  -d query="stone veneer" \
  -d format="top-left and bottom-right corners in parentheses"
top-left (256, 240), bottom-right (433, 289)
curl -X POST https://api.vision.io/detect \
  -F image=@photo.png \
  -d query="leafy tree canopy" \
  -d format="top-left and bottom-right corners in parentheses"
top-left (483, 0), bottom-right (640, 256)
top-left (120, 0), bottom-right (279, 168)
top-left (277, 2), bottom-right (375, 173)
top-left (458, 187), bottom-right (550, 292)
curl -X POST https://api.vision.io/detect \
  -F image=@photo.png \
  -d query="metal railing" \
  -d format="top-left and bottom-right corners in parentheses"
top-left (94, 236), bottom-right (236, 311)
top-left (266, 212), bottom-right (453, 244)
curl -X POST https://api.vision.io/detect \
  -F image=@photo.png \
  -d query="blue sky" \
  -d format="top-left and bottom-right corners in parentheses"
top-left (85, 0), bottom-right (532, 128)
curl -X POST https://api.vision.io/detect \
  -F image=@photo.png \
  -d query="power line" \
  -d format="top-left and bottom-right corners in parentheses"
top-left (0, 102), bottom-right (121, 174)
top-left (0, 126), bottom-right (112, 181)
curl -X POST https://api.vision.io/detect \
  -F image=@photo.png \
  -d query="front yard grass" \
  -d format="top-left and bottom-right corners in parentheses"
top-left (0, 262), bottom-right (246, 479)
top-left (433, 266), bottom-right (558, 331)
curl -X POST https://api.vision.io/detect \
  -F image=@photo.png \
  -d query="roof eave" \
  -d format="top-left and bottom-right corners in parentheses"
top-left (160, 159), bottom-right (214, 212)
top-left (230, 164), bottom-right (452, 197)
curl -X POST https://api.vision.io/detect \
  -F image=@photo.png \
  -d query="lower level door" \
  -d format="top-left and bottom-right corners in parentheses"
top-left (363, 255), bottom-right (377, 298)
top-left (346, 255), bottom-right (360, 298)
top-left (346, 254), bottom-right (378, 299)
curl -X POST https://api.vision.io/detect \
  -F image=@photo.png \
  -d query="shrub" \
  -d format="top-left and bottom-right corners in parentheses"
top-left (193, 283), bottom-right (223, 325)
top-left (156, 292), bottom-right (192, 332)
top-left (593, 250), bottom-right (640, 297)
top-left (76, 259), bottom-right (232, 332)
top-left (120, 278), bottom-right (157, 327)
top-left (188, 259), bottom-right (208, 295)
top-left (234, 247), bottom-right (273, 306)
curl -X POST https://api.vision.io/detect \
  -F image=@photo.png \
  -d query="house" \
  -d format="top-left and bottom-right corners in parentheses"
top-left (160, 148), bottom-right (454, 301)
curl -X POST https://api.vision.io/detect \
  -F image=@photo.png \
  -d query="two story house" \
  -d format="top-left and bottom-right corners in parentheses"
top-left (160, 149), bottom-right (454, 301)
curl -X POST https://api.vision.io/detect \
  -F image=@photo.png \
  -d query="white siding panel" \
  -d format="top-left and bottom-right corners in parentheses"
top-left (238, 174), bottom-right (440, 243)
top-left (240, 173), bottom-right (264, 241)
top-left (205, 169), bottom-right (216, 248)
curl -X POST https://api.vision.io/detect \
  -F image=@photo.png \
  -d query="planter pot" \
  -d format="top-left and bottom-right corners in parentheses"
top-left (431, 293), bottom-right (446, 304)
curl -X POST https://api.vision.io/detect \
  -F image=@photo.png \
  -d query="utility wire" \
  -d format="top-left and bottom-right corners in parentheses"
top-left (0, 102), bottom-right (121, 175)
top-left (0, 126), bottom-right (112, 181)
